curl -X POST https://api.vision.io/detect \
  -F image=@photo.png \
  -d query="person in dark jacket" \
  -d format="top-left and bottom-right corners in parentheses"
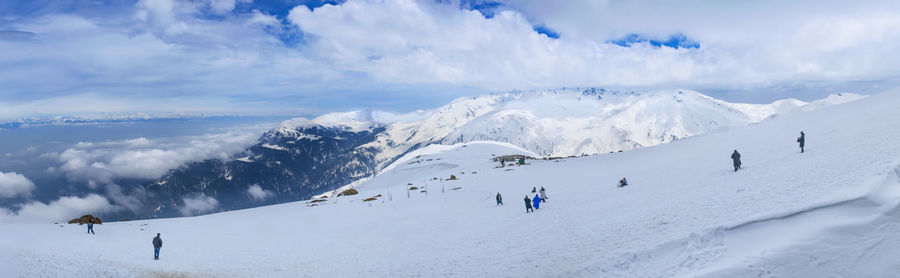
top-left (619, 177), bottom-right (628, 187)
top-left (731, 150), bottom-right (742, 172)
top-left (153, 233), bottom-right (163, 260)
top-left (87, 219), bottom-right (95, 234)
top-left (496, 192), bottom-right (503, 206)
top-left (797, 131), bottom-right (805, 153)
top-left (533, 194), bottom-right (542, 210)
top-left (524, 196), bottom-right (533, 213)
top-left (531, 187), bottom-right (537, 193)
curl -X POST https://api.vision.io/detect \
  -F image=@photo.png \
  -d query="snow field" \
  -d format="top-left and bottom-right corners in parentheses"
top-left (0, 90), bottom-right (897, 277)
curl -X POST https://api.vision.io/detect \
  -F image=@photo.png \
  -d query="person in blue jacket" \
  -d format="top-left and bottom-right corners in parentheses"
top-left (533, 194), bottom-right (542, 210)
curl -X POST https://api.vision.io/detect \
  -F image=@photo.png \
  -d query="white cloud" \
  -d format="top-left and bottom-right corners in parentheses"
top-left (53, 130), bottom-right (261, 183)
top-left (75, 142), bottom-right (94, 148)
top-left (246, 184), bottom-right (274, 201)
top-left (0, 194), bottom-right (119, 223)
top-left (179, 193), bottom-right (219, 216)
top-left (0, 171), bottom-right (36, 198)
top-left (205, 0), bottom-right (252, 15)
top-left (284, 0), bottom-right (900, 91)
top-left (2, 146), bottom-right (40, 158)
top-left (0, 5), bottom-right (331, 119)
top-left (2, 0), bottom-right (900, 118)
top-left (247, 9), bottom-right (280, 27)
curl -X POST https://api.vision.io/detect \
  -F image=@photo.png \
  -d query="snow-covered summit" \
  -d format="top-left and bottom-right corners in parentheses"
top-left (273, 109), bottom-right (433, 136)
top-left (275, 111), bottom-right (382, 133)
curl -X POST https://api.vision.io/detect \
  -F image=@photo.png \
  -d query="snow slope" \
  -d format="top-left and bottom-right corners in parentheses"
top-left (0, 90), bottom-right (895, 277)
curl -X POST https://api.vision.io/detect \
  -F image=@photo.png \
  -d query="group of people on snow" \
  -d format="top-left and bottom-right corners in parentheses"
top-left (498, 187), bottom-right (549, 213)
top-left (511, 131), bottom-right (807, 214)
top-left (523, 187), bottom-right (547, 213)
top-left (732, 131), bottom-right (805, 172)
top-left (83, 221), bottom-right (164, 260)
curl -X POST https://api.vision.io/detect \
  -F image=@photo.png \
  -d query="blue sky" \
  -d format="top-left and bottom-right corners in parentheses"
top-left (2, 0), bottom-right (900, 119)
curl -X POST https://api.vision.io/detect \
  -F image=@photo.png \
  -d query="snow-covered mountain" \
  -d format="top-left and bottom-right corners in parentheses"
top-left (440, 89), bottom-right (776, 156)
top-left (2, 88), bottom-right (897, 277)
top-left (350, 88), bottom-right (863, 162)
top-left (119, 89), bottom-right (863, 219)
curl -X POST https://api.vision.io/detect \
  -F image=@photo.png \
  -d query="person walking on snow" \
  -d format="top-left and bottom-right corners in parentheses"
top-left (539, 187), bottom-right (547, 202)
top-left (496, 192), bottom-right (503, 206)
top-left (153, 233), bottom-right (163, 260)
top-left (731, 150), bottom-right (742, 172)
top-left (87, 219), bottom-right (95, 234)
top-left (797, 131), bottom-right (805, 153)
top-left (524, 196), bottom-right (533, 213)
top-left (533, 194), bottom-right (542, 210)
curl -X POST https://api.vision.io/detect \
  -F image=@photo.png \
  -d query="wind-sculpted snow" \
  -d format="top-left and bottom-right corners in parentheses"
top-left (0, 89), bottom-right (895, 276)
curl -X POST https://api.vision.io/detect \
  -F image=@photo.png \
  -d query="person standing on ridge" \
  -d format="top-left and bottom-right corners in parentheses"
top-left (533, 194), bottom-right (542, 210)
top-left (731, 150), bottom-right (742, 172)
top-left (496, 192), bottom-right (503, 206)
top-left (524, 195), bottom-right (533, 213)
top-left (797, 131), bottom-right (805, 153)
top-left (539, 187), bottom-right (548, 202)
top-left (87, 218), bottom-right (95, 234)
top-left (153, 233), bottom-right (163, 260)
